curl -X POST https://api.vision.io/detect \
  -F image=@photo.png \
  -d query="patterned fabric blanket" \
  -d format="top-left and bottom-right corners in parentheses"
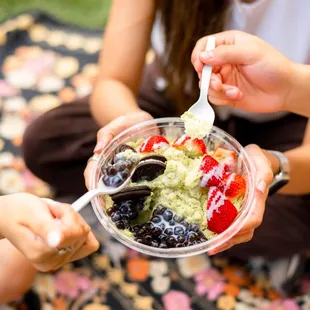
top-left (0, 11), bottom-right (309, 310)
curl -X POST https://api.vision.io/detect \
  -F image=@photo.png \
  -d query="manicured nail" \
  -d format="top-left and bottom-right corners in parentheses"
top-left (47, 231), bottom-right (61, 247)
top-left (257, 180), bottom-right (267, 194)
top-left (93, 140), bottom-right (105, 153)
top-left (226, 89), bottom-right (238, 97)
top-left (201, 50), bottom-right (214, 60)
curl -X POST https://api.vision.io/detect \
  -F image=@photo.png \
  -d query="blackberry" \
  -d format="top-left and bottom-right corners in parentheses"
top-left (132, 205), bottom-right (207, 248)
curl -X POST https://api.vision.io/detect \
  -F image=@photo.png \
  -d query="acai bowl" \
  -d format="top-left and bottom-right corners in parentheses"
top-left (89, 117), bottom-right (256, 258)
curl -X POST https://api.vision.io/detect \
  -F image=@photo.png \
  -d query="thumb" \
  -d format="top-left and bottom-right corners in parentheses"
top-left (32, 199), bottom-right (66, 248)
top-left (200, 44), bottom-right (261, 66)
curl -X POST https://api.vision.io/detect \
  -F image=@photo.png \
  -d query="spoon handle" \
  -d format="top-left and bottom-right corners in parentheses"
top-left (71, 189), bottom-right (102, 212)
top-left (199, 36), bottom-right (216, 104)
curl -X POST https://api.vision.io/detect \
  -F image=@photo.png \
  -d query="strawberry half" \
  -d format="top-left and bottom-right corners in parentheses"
top-left (200, 155), bottom-right (225, 187)
top-left (220, 173), bottom-right (246, 199)
top-left (172, 135), bottom-right (207, 157)
top-left (213, 147), bottom-right (237, 172)
top-left (207, 187), bottom-right (238, 234)
top-left (139, 135), bottom-right (170, 153)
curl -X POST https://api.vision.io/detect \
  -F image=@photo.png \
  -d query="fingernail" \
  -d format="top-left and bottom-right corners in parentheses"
top-left (47, 231), bottom-right (61, 247)
top-left (201, 50), bottom-right (214, 60)
top-left (226, 89), bottom-right (238, 97)
top-left (93, 140), bottom-right (105, 153)
top-left (257, 180), bottom-right (267, 194)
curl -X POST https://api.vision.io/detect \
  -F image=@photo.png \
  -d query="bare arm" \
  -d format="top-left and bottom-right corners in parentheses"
top-left (90, 0), bottom-right (156, 126)
top-left (263, 120), bottom-right (310, 195)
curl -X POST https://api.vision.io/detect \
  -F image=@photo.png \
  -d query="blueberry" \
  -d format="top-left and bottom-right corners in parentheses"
top-left (129, 156), bottom-right (138, 164)
top-left (159, 223), bottom-right (166, 231)
top-left (158, 235), bottom-right (167, 242)
top-left (115, 161), bottom-right (127, 171)
top-left (180, 221), bottom-right (189, 230)
top-left (174, 226), bottom-right (185, 236)
top-left (124, 160), bottom-right (133, 169)
top-left (115, 221), bottom-right (125, 229)
top-left (173, 214), bottom-right (184, 223)
top-left (130, 226), bottom-right (140, 233)
top-left (154, 205), bottom-right (166, 215)
top-left (166, 236), bottom-right (177, 247)
top-left (164, 228), bottom-right (173, 236)
top-left (114, 153), bottom-right (125, 163)
top-left (176, 243), bottom-right (184, 248)
top-left (142, 235), bottom-right (152, 245)
top-left (103, 175), bottom-right (111, 186)
top-left (111, 175), bottom-right (123, 187)
top-left (111, 211), bottom-right (122, 222)
top-left (128, 210), bottom-right (138, 220)
top-left (169, 220), bottom-right (176, 226)
top-left (151, 227), bottom-right (162, 237)
top-left (136, 201), bottom-right (145, 211)
top-left (120, 203), bottom-right (130, 214)
top-left (122, 218), bottom-right (130, 228)
top-left (159, 243), bottom-right (168, 248)
top-left (107, 166), bottom-right (117, 176)
top-left (106, 207), bottom-right (115, 216)
top-left (176, 235), bottom-right (186, 243)
top-left (189, 223), bottom-right (199, 233)
top-left (151, 216), bottom-right (161, 224)
top-left (120, 169), bottom-right (130, 179)
top-left (188, 232), bottom-right (197, 243)
top-left (163, 210), bottom-right (173, 221)
top-left (136, 238), bottom-right (143, 243)
top-left (145, 223), bottom-right (153, 230)
top-left (151, 240), bottom-right (159, 248)
top-left (138, 227), bottom-right (146, 236)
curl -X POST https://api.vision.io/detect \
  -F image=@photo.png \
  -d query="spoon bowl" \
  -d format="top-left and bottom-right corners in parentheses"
top-left (71, 157), bottom-right (164, 212)
top-left (185, 36), bottom-right (216, 135)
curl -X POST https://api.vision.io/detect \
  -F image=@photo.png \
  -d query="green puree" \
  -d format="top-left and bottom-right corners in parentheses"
top-left (104, 140), bottom-right (243, 240)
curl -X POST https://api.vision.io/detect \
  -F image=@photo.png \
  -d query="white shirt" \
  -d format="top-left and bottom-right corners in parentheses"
top-left (151, 0), bottom-right (310, 122)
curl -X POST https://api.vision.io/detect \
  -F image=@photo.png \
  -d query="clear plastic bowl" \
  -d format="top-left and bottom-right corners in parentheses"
top-left (90, 117), bottom-right (256, 258)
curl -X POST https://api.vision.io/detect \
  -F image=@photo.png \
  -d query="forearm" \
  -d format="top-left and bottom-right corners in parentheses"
top-left (90, 79), bottom-right (142, 126)
top-left (265, 145), bottom-right (310, 195)
top-left (0, 195), bottom-right (8, 239)
top-left (286, 64), bottom-right (310, 118)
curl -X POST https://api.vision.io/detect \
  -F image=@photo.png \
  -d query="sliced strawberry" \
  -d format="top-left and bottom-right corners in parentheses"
top-left (220, 173), bottom-right (246, 199)
top-left (139, 135), bottom-right (170, 153)
top-left (213, 147), bottom-right (237, 172)
top-left (200, 155), bottom-right (225, 188)
top-left (172, 135), bottom-right (207, 156)
top-left (207, 187), bottom-right (238, 234)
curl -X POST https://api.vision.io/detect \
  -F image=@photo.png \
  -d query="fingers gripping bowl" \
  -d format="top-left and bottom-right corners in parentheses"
top-left (90, 118), bottom-right (256, 258)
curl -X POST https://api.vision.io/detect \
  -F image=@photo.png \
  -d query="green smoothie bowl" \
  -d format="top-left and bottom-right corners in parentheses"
top-left (89, 117), bottom-right (256, 258)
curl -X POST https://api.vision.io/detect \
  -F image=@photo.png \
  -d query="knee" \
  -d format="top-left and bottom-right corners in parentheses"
top-left (0, 240), bottom-right (37, 304)
top-left (22, 115), bottom-right (49, 175)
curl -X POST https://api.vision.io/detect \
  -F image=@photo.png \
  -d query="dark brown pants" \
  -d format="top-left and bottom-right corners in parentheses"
top-left (22, 62), bottom-right (310, 259)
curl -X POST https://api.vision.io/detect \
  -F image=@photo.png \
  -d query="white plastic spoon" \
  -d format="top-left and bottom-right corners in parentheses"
top-left (182, 36), bottom-right (216, 138)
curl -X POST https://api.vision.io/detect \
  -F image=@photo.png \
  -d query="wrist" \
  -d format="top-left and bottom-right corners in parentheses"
top-left (263, 149), bottom-right (280, 175)
top-left (284, 63), bottom-right (310, 117)
top-left (283, 61), bottom-right (298, 113)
